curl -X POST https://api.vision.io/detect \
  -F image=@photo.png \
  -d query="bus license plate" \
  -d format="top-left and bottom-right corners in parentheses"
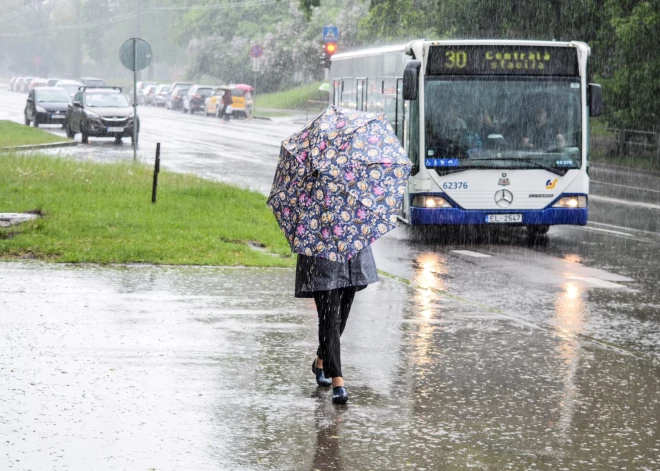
top-left (486, 214), bottom-right (522, 223)
top-left (107, 127), bottom-right (124, 132)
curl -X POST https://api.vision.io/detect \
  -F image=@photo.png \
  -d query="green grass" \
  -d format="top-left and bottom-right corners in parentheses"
top-left (0, 120), bottom-right (69, 147)
top-left (0, 153), bottom-right (294, 266)
top-left (252, 110), bottom-right (293, 118)
top-left (256, 82), bottom-right (329, 110)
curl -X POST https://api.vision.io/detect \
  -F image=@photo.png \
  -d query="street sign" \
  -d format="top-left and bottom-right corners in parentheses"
top-left (252, 57), bottom-right (261, 72)
top-left (322, 26), bottom-right (338, 43)
top-left (250, 44), bottom-right (263, 59)
top-left (119, 38), bottom-right (152, 72)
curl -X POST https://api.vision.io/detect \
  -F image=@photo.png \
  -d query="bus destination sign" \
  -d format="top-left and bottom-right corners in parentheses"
top-left (427, 45), bottom-right (579, 76)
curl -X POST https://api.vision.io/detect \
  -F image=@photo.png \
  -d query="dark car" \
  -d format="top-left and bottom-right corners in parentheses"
top-left (182, 85), bottom-right (214, 113)
top-left (65, 87), bottom-right (139, 144)
top-left (166, 86), bottom-right (190, 110)
top-left (24, 87), bottom-right (72, 128)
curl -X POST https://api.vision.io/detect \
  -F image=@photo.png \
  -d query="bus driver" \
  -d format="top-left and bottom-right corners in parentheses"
top-left (521, 103), bottom-right (567, 149)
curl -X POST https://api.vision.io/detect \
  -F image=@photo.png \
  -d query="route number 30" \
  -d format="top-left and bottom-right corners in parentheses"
top-left (445, 51), bottom-right (467, 69)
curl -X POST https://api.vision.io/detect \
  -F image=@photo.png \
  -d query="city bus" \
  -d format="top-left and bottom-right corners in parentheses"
top-left (329, 40), bottom-right (603, 235)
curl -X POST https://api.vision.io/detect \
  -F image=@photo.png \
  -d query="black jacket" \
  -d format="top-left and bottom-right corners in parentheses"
top-left (294, 246), bottom-right (379, 298)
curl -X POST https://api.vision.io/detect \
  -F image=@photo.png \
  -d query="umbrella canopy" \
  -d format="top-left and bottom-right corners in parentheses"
top-left (234, 84), bottom-right (254, 91)
top-left (267, 106), bottom-right (412, 263)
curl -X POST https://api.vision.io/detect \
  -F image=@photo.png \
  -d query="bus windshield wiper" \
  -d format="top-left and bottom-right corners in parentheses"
top-left (473, 157), bottom-right (568, 176)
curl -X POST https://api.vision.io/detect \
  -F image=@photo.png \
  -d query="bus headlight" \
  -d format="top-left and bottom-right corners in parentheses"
top-left (552, 196), bottom-right (587, 208)
top-left (412, 195), bottom-right (453, 208)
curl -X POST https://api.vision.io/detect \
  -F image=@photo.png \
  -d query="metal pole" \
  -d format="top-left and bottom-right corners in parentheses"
top-left (133, 38), bottom-right (138, 161)
top-left (152, 143), bottom-right (160, 203)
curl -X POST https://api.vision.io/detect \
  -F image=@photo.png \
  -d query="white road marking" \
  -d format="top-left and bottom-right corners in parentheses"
top-left (566, 275), bottom-right (627, 289)
top-left (451, 250), bottom-right (492, 258)
top-left (589, 221), bottom-right (660, 237)
top-left (581, 226), bottom-right (633, 237)
top-left (590, 195), bottom-right (660, 210)
top-left (591, 180), bottom-right (660, 194)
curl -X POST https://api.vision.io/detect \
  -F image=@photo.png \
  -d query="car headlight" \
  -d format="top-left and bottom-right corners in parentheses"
top-left (86, 111), bottom-right (100, 119)
top-left (411, 195), bottom-right (453, 208)
top-left (36, 105), bottom-right (47, 113)
top-left (553, 196), bottom-right (587, 208)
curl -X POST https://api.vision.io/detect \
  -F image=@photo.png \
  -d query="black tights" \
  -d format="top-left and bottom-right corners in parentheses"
top-left (314, 287), bottom-right (357, 379)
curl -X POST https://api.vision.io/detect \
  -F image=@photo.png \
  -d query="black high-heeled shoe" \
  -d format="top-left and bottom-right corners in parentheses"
top-left (312, 359), bottom-right (332, 388)
top-left (332, 386), bottom-right (348, 404)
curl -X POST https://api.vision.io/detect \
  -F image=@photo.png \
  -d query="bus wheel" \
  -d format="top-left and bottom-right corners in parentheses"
top-left (526, 225), bottom-right (550, 236)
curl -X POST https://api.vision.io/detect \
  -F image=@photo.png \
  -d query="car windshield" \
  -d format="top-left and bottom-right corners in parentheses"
top-left (197, 88), bottom-right (213, 97)
top-left (160, 86), bottom-right (171, 94)
top-left (177, 88), bottom-right (190, 96)
top-left (424, 78), bottom-right (582, 173)
top-left (36, 90), bottom-right (71, 103)
top-left (85, 93), bottom-right (129, 107)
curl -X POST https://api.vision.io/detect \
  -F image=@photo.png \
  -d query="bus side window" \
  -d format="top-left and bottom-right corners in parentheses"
top-left (333, 80), bottom-right (342, 107)
top-left (356, 79), bottom-right (366, 111)
top-left (342, 80), bottom-right (355, 109)
top-left (382, 79), bottom-right (396, 126)
top-left (395, 78), bottom-right (404, 140)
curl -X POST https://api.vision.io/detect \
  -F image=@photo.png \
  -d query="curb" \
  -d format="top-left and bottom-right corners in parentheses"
top-left (252, 116), bottom-right (273, 121)
top-left (0, 141), bottom-right (78, 152)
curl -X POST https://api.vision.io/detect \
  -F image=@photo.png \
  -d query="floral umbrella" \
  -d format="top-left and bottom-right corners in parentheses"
top-left (267, 106), bottom-right (412, 263)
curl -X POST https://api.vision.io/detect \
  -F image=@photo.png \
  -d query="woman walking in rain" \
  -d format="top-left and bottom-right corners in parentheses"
top-left (267, 106), bottom-right (411, 404)
top-left (296, 246), bottom-right (378, 403)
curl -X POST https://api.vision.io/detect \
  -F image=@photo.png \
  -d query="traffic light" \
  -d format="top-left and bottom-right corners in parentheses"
top-left (321, 42), bottom-right (337, 69)
top-left (324, 42), bottom-right (337, 56)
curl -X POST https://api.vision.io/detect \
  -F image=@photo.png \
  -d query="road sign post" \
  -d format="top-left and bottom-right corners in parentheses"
top-left (250, 45), bottom-right (263, 115)
top-left (119, 38), bottom-right (152, 161)
top-left (322, 26), bottom-right (339, 43)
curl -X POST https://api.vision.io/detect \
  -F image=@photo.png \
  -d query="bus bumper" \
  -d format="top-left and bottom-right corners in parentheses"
top-left (409, 207), bottom-right (588, 226)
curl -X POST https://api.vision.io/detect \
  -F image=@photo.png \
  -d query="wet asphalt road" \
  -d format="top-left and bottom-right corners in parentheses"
top-left (1, 88), bottom-right (660, 469)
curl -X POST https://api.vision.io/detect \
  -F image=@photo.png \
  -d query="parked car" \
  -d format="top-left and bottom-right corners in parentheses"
top-left (151, 84), bottom-right (171, 107)
top-left (166, 81), bottom-right (192, 105)
top-left (28, 78), bottom-right (48, 90)
top-left (13, 77), bottom-right (26, 92)
top-left (182, 85), bottom-right (214, 113)
top-left (166, 86), bottom-right (190, 110)
top-left (65, 87), bottom-right (139, 144)
top-left (141, 85), bottom-right (157, 106)
top-left (46, 78), bottom-right (60, 87)
top-left (230, 84), bottom-right (254, 118)
top-left (21, 77), bottom-right (34, 92)
top-left (133, 81), bottom-right (157, 105)
top-left (80, 77), bottom-right (105, 87)
top-left (55, 79), bottom-right (84, 97)
top-left (204, 87), bottom-right (230, 117)
top-left (204, 85), bottom-right (254, 118)
top-left (24, 87), bottom-right (72, 128)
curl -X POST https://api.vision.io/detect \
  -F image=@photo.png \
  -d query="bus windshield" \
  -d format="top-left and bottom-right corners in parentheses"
top-left (424, 78), bottom-right (582, 173)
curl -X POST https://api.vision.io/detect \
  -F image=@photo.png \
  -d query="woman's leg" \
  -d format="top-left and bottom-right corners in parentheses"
top-left (314, 288), bottom-right (344, 379)
top-left (314, 287), bottom-right (357, 381)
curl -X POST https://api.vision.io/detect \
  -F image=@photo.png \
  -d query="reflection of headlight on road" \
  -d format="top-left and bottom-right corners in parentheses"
top-left (36, 106), bottom-right (47, 113)
top-left (411, 195), bottom-right (453, 208)
top-left (553, 196), bottom-right (587, 208)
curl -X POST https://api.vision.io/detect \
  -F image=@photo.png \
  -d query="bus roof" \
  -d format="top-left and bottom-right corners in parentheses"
top-left (331, 39), bottom-right (589, 61)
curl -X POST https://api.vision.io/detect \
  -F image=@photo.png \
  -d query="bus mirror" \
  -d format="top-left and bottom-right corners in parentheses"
top-left (403, 60), bottom-right (421, 101)
top-left (589, 83), bottom-right (603, 117)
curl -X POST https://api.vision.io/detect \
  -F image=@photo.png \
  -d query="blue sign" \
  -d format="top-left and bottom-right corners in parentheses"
top-left (323, 26), bottom-right (339, 43)
top-left (425, 158), bottom-right (460, 167)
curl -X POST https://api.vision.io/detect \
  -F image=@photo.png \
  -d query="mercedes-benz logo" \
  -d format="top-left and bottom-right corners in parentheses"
top-left (495, 189), bottom-right (513, 207)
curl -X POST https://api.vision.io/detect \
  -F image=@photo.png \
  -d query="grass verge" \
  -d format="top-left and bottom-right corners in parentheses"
top-left (256, 82), bottom-right (328, 110)
top-left (0, 120), bottom-right (69, 147)
top-left (0, 153), bottom-right (294, 266)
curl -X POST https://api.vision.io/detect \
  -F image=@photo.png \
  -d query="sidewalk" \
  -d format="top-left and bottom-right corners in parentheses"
top-left (1, 261), bottom-right (659, 470)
